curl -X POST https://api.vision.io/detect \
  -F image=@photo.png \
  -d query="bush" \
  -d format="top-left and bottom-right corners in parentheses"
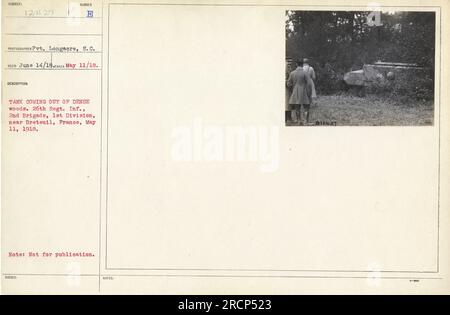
top-left (315, 63), bottom-right (347, 95)
top-left (365, 71), bottom-right (434, 103)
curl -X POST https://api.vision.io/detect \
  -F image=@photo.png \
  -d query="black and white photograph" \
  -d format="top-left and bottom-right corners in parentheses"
top-left (285, 10), bottom-right (436, 126)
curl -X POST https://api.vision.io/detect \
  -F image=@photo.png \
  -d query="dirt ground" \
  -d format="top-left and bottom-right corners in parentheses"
top-left (286, 94), bottom-right (434, 126)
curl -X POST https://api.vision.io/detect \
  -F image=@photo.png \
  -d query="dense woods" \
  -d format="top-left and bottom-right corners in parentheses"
top-left (286, 11), bottom-right (435, 98)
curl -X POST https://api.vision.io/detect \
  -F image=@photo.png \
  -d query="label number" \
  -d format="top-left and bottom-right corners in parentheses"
top-left (367, 11), bottom-right (382, 26)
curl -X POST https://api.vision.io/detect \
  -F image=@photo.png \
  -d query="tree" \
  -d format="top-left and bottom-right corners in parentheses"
top-left (286, 11), bottom-right (435, 95)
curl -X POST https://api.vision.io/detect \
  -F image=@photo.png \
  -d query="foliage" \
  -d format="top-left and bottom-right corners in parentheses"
top-left (364, 69), bottom-right (435, 102)
top-left (286, 11), bottom-right (435, 98)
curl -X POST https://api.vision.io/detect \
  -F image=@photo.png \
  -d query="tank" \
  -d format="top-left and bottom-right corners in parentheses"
top-left (344, 61), bottom-right (429, 88)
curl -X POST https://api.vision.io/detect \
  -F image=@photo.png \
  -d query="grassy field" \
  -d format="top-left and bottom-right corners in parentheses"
top-left (286, 94), bottom-right (434, 126)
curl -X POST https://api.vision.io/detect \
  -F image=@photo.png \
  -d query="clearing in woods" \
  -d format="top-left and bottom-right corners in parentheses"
top-left (286, 95), bottom-right (434, 126)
